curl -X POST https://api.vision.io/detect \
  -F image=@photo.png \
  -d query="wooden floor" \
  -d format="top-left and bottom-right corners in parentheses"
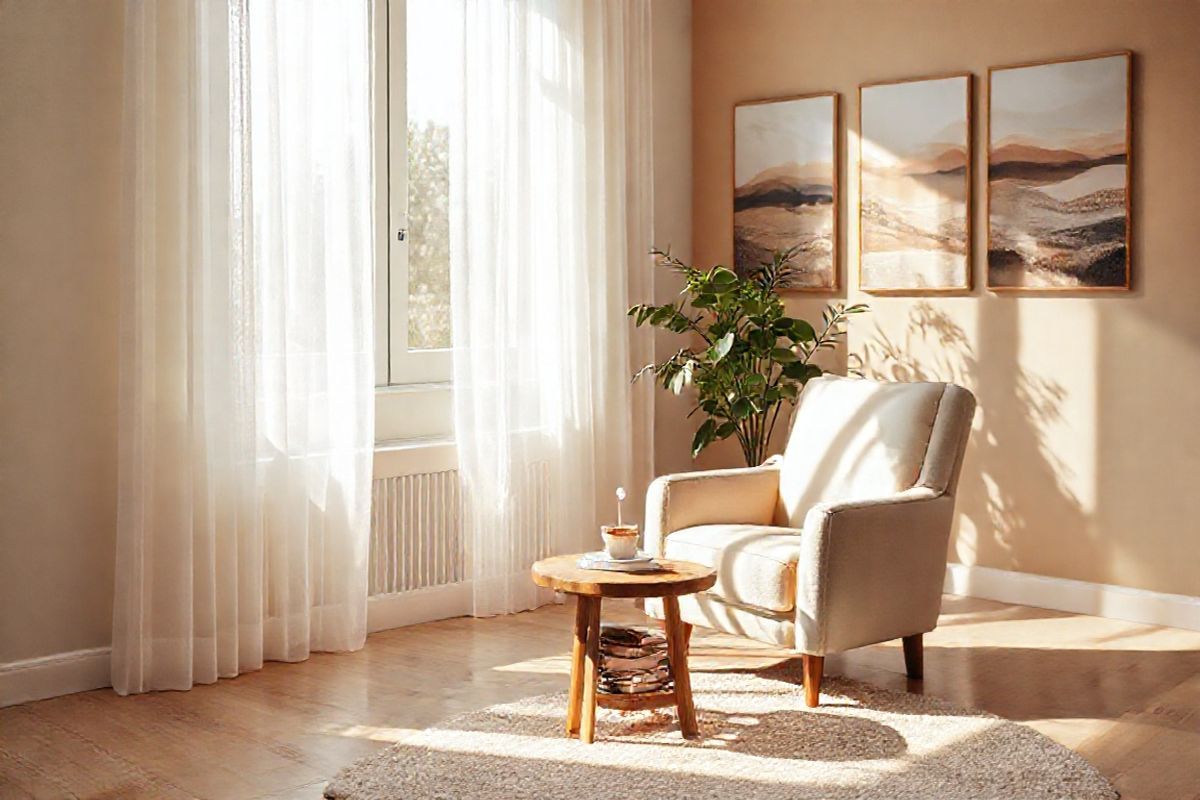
top-left (2, 595), bottom-right (1198, 799)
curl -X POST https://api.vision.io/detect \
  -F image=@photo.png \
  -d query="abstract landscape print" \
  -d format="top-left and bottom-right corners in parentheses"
top-left (859, 74), bottom-right (971, 293)
top-left (734, 93), bottom-right (838, 290)
top-left (988, 52), bottom-right (1132, 290)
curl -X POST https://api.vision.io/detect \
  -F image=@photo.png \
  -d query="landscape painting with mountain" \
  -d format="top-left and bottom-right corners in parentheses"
top-left (860, 74), bottom-right (971, 292)
top-left (734, 93), bottom-right (837, 290)
top-left (988, 52), bottom-right (1131, 289)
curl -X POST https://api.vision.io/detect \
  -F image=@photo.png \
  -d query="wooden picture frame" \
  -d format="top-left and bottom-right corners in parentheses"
top-left (733, 92), bottom-right (840, 292)
top-left (858, 73), bottom-right (973, 295)
top-left (987, 51), bottom-right (1133, 292)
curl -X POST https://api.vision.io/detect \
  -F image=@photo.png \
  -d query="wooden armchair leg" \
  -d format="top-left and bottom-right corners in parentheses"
top-left (902, 633), bottom-right (923, 680)
top-left (802, 654), bottom-right (823, 708)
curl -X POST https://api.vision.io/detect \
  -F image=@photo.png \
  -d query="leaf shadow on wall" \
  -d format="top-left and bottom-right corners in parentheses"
top-left (855, 301), bottom-right (1090, 573)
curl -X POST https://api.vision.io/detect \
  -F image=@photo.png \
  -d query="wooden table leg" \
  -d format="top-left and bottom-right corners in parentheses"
top-left (663, 596), bottom-right (699, 738)
top-left (565, 596), bottom-right (589, 737)
top-left (578, 596), bottom-right (602, 744)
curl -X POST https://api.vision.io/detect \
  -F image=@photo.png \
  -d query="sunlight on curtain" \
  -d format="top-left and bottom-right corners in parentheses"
top-left (451, 0), bottom-right (655, 616)
top-left (112, 0), bottom-right (374, 694)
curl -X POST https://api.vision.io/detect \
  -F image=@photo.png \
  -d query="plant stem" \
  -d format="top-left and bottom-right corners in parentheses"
top-left (765, 400), bottom-right (784, 457)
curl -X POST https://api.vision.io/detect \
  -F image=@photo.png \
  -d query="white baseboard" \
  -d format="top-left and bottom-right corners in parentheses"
top-left (367, 583), bottom-right (473, 633)
top-left (366, 576), bottom-right (558, 634)
top-left (944, 562), bottom-right (1200, 632)
top-left (0, 647), bottom-right (111, 708)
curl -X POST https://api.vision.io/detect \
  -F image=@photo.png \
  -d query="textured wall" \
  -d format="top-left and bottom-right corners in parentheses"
top-left (690, 0), bottom-right (1200, 596)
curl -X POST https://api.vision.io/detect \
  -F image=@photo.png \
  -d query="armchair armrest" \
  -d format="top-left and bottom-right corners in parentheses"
top-left (644, 462), bottom-right (781, 558)
top-left (795, 487), bottom-right (956, 654)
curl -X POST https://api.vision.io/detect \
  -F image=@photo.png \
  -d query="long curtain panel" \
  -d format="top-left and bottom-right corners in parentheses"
top-left (113, 1), bottom-right (374, 694)
top-left (451, 0), bottom-right (655, 616)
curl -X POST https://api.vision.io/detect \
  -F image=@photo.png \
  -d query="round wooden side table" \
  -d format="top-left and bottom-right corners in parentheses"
top-left (531, 555), bottom-right (717, 744)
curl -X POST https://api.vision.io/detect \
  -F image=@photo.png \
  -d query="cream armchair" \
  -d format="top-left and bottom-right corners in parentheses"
top-left (643, 376), bottom-right (975, 707)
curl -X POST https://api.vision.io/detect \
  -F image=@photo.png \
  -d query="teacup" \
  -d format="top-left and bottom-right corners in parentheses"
top-left (600, 524), bottom-right (639, 560)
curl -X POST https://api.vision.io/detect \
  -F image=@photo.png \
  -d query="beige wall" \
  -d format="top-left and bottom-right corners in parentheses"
top-left (650, 0), bottom-right (697, 479)
top-left (691, 0), bottom-right (1200, 597)
top-left (0, 1), bottom-right (125, 662)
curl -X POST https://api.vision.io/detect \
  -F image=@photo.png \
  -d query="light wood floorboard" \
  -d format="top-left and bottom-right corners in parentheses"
top-left (1, 594), bottom-right (1198, 799)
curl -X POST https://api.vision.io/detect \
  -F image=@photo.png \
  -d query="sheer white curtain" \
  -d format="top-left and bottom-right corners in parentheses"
top-left (451, 0), bottom-right (655, 616)
top-left (113, 1), bottom-right (375, 694)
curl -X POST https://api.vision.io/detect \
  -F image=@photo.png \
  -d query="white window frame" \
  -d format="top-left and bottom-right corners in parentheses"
top-left (373, 0), bottom-right (453, 442)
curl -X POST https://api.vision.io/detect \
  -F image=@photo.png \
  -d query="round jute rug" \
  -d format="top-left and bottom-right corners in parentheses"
top-left (325, 666), bottom-right (1116, 800)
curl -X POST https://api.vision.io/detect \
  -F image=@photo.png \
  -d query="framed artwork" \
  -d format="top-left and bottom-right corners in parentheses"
top-left (733, 92), bottom-right (839, 291)
top-left (858, 74), bottom-right (972, 294)
top-left (988, 51), bottom-right (1132, 291)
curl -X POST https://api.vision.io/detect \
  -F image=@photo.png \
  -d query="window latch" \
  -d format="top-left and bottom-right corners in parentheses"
top-left (396, 228), bottom-right (407, 242)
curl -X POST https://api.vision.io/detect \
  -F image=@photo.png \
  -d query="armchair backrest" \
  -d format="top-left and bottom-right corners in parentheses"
top-left (774, 376), bottom-right (976, 527)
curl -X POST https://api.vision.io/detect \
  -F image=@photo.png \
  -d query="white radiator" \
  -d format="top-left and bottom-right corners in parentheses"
top-left (370, 470), bottom-right (464, 596)
top-left (368, 461), bottom-right (554, 598)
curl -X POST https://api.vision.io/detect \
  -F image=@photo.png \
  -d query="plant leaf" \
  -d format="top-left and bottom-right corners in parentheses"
top-left (788, 319), bottom-right (817, 342)
top-left (748, 328), bottom-right (775, 352)
top-left (712, 331), bottom-right (734, 361)
top-left (709, 267), bottom-right (739, 292)
top-left (669, 361), bottom-right (693, 394)
top-left (666, 312), bottom-right (693, 333)
top-left (649, 306), bottom-right (675, 326)
top-left (769, 347), bottom-right (798, 363)
top-left (782, 361), bottom-right (811, 379)
top-left (691, 419), bottom-right (716, 458)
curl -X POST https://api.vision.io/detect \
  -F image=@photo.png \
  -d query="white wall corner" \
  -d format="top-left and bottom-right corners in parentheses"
top-left (0, 647), bottom-right (112, 708)
top-left (944, 562), bottom-right (1200, 632)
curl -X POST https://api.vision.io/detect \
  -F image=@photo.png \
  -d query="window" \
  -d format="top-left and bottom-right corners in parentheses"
top-left (374, 0), bottom-right (458, 441)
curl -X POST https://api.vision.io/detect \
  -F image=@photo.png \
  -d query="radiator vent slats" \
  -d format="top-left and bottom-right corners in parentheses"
top-left (369, 464), bottom-right (555, 598)
top-left (370, 470), bottom-right (464, 596)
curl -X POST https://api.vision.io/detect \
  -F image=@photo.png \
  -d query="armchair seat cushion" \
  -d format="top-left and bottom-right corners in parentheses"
top-left (663, 524), bottom-right (802, 613)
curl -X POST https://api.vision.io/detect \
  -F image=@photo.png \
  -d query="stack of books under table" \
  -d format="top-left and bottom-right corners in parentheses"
top-left (598, 624), bottom-right (671, 695)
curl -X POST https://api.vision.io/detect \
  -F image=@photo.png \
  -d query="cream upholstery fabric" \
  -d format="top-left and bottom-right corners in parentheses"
top-left (644, 464), bottom-right (780, 558)
top-left (775, 377), bottom-right (943, 527)
top-left (795, 488), bottom-right (956, 653)
top-left (915, 383), bottom-right (976, 495)
top-left (644, 376), bottom-right (976, 657)
top-left (663, 525), bottom-right (802, 613)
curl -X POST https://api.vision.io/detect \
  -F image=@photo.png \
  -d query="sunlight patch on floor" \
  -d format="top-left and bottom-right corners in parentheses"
top-left (326, 723), bottom-right (424, 743)
top-left (490, 654), bottom-right (573, 674)
top-left (1023, 717), bottom-right (1119, 750)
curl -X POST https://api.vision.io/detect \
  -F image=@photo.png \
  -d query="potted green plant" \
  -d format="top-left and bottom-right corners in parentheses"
top-left (629, 247), bottom-right (867, 466)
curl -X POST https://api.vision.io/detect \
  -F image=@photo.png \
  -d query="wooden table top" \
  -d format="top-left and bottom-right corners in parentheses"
top-left (531, 554), bottom-right (716, 598)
